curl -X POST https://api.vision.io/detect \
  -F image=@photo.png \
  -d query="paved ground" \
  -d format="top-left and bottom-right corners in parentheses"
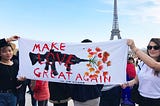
top-left (25, 93), bottom-right (74, 106)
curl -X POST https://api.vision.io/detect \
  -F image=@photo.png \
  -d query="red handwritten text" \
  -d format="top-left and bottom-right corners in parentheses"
top-left (32, 42), bottom-right (66, 52)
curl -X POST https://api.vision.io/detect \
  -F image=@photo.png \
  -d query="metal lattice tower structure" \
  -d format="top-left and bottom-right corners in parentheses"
top-left (110, 0), bottom-right (122, 40)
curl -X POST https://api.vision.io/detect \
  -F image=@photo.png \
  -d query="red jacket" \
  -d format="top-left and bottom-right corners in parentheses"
top-left (33, 80), bottom-right (50, 101)
top-left (126, 63), bottom-right (136, 79)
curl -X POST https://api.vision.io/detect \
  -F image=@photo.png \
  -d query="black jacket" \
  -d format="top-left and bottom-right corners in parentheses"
top-left (71, 84), bottom-right (103, 102)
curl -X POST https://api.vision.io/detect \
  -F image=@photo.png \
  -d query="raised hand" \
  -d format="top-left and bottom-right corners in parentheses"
top-left (6, 35), bottom-right (19, 42)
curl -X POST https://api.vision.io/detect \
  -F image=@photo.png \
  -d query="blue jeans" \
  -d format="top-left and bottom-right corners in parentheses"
top-left (0, 93), bottom-right (17, 106)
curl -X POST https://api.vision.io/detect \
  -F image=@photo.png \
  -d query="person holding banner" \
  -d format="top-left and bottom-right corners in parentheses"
top-left (48, 82), bottom-right (71, 106)
top-left (71, 39), bottom-right (103, 106)
top-left (100, 85), bottom-right (121, 106)
top-left (0, 36), bottom-right (25, 106)
top-left (122, 38), bottom-right (160, 106)
top-left (13, 50), bottom-right (37, 106)
top-left (31, 80), bottom-right (50, 106)
top-left (17, 77), bottom-right (37, 106)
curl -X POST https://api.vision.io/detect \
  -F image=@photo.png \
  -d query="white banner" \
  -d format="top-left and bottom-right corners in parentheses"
top-left (18, 38), bottom-right (128, 85)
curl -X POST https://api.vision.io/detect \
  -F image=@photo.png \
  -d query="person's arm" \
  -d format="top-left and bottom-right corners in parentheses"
top-left (5, 35), bottom-right (19, 42)
top-left (127, 75), bottom-right (138, 86)
top-left (0, 35), bottom-right (19, 45)
top-left (127, 39), bottom-right (160, 71)
top-left (121, 75), bottom-right (138, 89)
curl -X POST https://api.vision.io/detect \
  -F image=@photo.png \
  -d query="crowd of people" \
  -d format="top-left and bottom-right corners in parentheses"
top-left (0, 36), bottom-right (160, 106)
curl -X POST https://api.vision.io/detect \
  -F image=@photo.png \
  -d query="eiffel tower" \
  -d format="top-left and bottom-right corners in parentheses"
top-left (110, 0), bottom-right (122, 40)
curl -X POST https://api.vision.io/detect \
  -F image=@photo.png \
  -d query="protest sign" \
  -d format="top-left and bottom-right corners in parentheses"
top-left (18, 38), bottom-right (128, 85)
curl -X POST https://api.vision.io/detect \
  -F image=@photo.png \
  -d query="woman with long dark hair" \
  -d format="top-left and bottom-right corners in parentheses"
top-left (122, 38), bottom-right (160, 106)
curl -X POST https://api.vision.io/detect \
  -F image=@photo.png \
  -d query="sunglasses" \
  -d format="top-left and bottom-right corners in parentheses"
top-left (147, 46), bottom-right (160, 50)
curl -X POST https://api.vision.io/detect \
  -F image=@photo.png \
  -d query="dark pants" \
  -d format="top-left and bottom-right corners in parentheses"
top-left (100, 86), bottom-right (121, 106)
top-left (17, 79), bottom-right (37, 106)
top-left (139, 96), bottom-right (160, 106)
top-left (38, 100), bottom-right (48, 106)
top-left (54, 102), bottom-right (68, 106)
